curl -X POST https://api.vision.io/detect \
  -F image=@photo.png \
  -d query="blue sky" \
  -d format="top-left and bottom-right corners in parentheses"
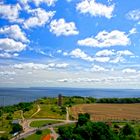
top-left (0, 0), bottom-right (140, 88)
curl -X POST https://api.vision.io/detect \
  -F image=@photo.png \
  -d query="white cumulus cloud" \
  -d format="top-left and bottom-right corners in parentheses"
top-left (19, 0), bottom-right (57, 7)
top-left (69, 48), bottom-right (94, 62)
top-left (13, 62), bottom-right (69, 70)
top-left (96, 49), bottom-right (134, 57)
top-left (91, 65), bottom-right (109, 72)
top-left (50, 18), bottom-right (79, 36)
top-left (0, 25), bottom-right (29, 43)
top-left (122, 68), bottom-right (137, 73)
top-left (117, 50), bottom-right (134, 56)
top-left (24, 8), bottom-right (55, 29)
top-left (94, 57), bottom-right (110, 63)
top-left (95, 49), bottom-right (115, 56)
top-left (129, 28), bottom-right (137, 35)
top-left (0, 38), bottom-right (26, 53)
top-left (77, 30), bottom-right (130, 48)
top-left (127, 9), bottom-right (140, 21)
top-left (34, 0), bottom-right (57, 6)
top-left (0, 3), bottom-right (23, 22)
top-left (110, 56), bottom-right (125, 63)
top-left (0, 52), bottom-right (19, 58)
top-left (76, 0), bottom-right (114, 19)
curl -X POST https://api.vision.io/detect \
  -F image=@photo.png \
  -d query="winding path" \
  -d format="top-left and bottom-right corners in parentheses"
top-left (30, 105), bottom-right (41, 118)
top-left (66, 107), bottom-right (69, 122)
top-left (11, 106), bottom-right (76, 140)
top-left (11, 120), bottom-right (76, 140)
top-left (50, 127), bottom-right (59, 140)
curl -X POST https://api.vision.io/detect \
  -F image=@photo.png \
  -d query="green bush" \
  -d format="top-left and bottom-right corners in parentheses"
top-left (36, 130), bottom-right (42, 135)
top-left (0, 136), bottom-right (9, 140)
top-left (10, 123), bottom-right (23, 134)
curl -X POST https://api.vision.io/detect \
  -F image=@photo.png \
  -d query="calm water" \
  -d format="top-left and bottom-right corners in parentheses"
top-left (0, 87), bottom-right (140, 106)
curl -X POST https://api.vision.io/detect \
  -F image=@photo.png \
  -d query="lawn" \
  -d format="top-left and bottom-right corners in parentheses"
top-left (30, 120), bottom-right (63, 128)
top-left (33, 104), bottom-right (65, 119)
top-left (0, 115), bottom-right (12, 138)
top-left (12, 110), bottom-right (22, 119)
top-left (24, 129), bottom-right (50, 140)
top-left (24, 104), bottom-right (38, 118)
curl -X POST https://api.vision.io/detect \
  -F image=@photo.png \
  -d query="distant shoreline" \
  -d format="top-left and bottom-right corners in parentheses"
top-left (0, 96), bottom-right (140, 107)
top-left (0, 87), bottom-right (140, 90)
top-left (0, 88), bottom-right (140, 106)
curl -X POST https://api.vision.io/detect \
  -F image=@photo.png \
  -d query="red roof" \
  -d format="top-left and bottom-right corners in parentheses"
top-left (42, 134), bottom-right (51, 140)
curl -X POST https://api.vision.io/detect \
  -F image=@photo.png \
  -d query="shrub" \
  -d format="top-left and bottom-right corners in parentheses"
top-left (36, 130), bottom-right (42, 135)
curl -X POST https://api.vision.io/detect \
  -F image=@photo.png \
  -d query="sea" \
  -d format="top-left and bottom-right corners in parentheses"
top-left (0, 87), bottom-right (140, 106)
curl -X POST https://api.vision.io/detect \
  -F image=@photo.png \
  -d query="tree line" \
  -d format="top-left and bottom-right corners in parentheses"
top-left (58, 113), bottom-right (139, 140)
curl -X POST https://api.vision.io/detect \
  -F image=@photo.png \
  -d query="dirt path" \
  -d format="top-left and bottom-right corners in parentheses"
top-left (66, 107), bottom-right (69, 122)
top-left (49, 127), bottom-right (59, 140)
top-left (0, 131), bottom-right (5, 134)
top-left (30, 104), bottom-right (41, 118)
top-left (19, 105), bottom-right (41, 133)
top-left (20, 110), bottom-right (25, 121)
top-left (11, 106), bottom-right (76, 140)
top-left (11, 120), bottom-right (76, 140)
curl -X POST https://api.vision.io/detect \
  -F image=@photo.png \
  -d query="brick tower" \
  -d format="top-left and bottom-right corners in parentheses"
top-left (58, 94), bottom-right (62, 106)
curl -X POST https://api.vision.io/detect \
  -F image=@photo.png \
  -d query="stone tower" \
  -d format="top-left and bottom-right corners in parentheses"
top-left (58, 94), bottom-right (62, 106)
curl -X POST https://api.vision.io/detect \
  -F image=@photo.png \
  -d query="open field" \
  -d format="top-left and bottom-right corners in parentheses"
top-left (70, 103), bottom-right (140, 121)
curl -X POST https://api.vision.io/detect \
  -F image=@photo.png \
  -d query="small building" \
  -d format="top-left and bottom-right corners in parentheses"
top-left (12, 120), bottom-right (20, 124)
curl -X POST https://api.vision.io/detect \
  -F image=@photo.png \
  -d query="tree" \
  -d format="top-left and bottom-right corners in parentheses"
top-left (10, 124), bottom-right (23, 134)
top-left (119, 124), bottom-right (135, 140)
top-left (0, 136), bottom-right (9, 140)
top-left (77, 113), bottom-right (90, 126)
top-left (0, 110), bottom-right (2, 117)
top-left (6, 114), bottom-right (13, 120)
top-left (58, 125), bottom-right (73, 140)
top-left (36, 130), bottom-right (42, 135)
top-left (120, 124), bottom-right (135, 136)
top-left (58, 114), bottom-right (118, 140)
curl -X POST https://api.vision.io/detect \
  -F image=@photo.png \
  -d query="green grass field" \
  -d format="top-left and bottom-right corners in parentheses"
top-left (24, 129), bottom-right (50, 140)
top-left (33, 104), bottom-right (65, 119)
top-left (24, 104), bottom-right (38, 118)
top-left (0, 114), bottom-right (12, 138)
top-left (30, 120), bottom-right (63, 128)
top-left (12, 110), bottom-right (22, 119)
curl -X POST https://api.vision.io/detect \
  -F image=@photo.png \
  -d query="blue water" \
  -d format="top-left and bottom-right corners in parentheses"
top-left (0, 87), bottom-right (140, 106)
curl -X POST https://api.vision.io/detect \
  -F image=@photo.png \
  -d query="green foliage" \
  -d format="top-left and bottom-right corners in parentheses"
top-left (6, 114), bottom-right (13, 120)
top-left (10, 123), bottom-right (23, 134)
top-left (120, 124), bottom-right (135, 136)
top-left (114, 124), bottom-right (120, 129)
top-left (97, 98), bottom-right (140, 104)
top-left (35, 130), bottom-right (42, 135)
top-left (18, 102), bottom-right (33, 112)
top-left (138, 127), bottom-right (140, 137)
top-left (119, 124), bottom-right (136, 140)
top-left (58, 125), bottom-right (74, 140)
top-left (1, 102), bottom-right (33, 115)
top-left (58, 113), bottom-right (118, 140)
top-left (0, 110), bottom-right (3, 117)
top-left (77, 113), bottom-right (90, 126)
top-left (60, 106), bottom-right (66, 114)
top-left (0, 136), bottom-right (9, 140)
